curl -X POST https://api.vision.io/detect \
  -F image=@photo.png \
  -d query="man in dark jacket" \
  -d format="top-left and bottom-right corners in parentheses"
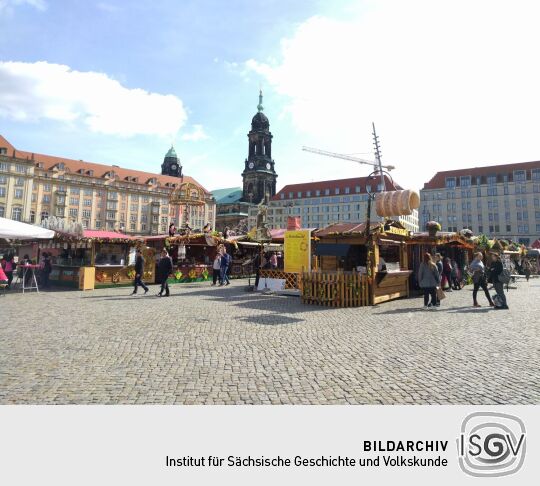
top-left (219, 247), bottom-right (231, 286)
top-left (489, 253), bottom-right (508, 309)
top-left (131, 249), bottom-right (149, 295)
top-left (157, 249), bottom-right (173, 297)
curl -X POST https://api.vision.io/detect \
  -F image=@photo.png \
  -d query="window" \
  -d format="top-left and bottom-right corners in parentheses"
top-left (57, 185), bottom-right (66, 192)
top-left (15, 164), bottom-right (27, 173)
top-left (280, 193), bottom-right (285, 199)
top-left (487, 187), bottom-right (498, 196)
top-left (70, 187), bottom-right (80, 195)
top-left (43, 184), bottom-right (51, 192)
top-left (130, 204), bottom-right (138, 212)
top-left (69, 197), bottom-right (79, 205)
top-left (505, 212), bottom-right (511, 221)
top-left (84, 188), bottom-right (93, 196)
top-left (130, 214), bottom-right (136, 222)
top-left (82, 210), bottom-right (91, 218)
top-left (0, 162), bottom-right (9, 171)
top-left (0, 187), bottom-right (5, 197)
top-left (316, 190), bottom-right (321, 196)
top-left (445, 177), bottom-right (456, 188)
top-left (83, 199), bottom-right (91, 206)
top-left (478, 214), bottom-right (482, 222)
top-left (535, 211), bottom-right (540, 220)
top-left (460, 176), bottom-right (471, 187)
top-left (306, 191), bottom-right (311, 197)
top-left (11, 207), bottom-right (22, 221)
top-left (478, 225), bottom-right (483, 233)
top-left (535, 198), bottom-right (540, 208)
top-left (0, 175), bottom-right (6, 184)
top-left (57, 195), bottom-right (65, 204)
top-left (107, 201), bottom-right (117, 210)
top-left (107, 211), bottom-right (115, 220)
top-left (95, 220), bottom-right (102, 229)
top-left (297, 192), bottom-right (302, 198)
top-left (532, 169), bottom-right (540, 181)
top-left (69, 208), bottom-right (78, 218)
top-left (324, 189), bottom-right (330, 195)
top-left (161, 216), bottom-right (168, 224)
top-left (56, 207), bottom-right (64, 217)
top-left (14, 189), bottom-right (23, 199)
top-left (15, 177), bottom-right (24, 186)
top-left (140, 223), bottom-right (146, 231)
top-left (514, 170), bottom-right (526, 182)
top-left (152, 215), bottom-right (158, 223)
top-left (533, 184), bottom-right (540, 193)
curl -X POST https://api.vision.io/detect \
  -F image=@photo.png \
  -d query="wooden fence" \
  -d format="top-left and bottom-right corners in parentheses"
top-left (258, 270), bottom-right (301, 289)
top-left (301, 271), bottom-right (370, 307)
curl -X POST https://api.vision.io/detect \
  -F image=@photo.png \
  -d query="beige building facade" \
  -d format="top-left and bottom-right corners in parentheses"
top-left (420, 161), bottom-right (540, 246)
top-left (0, 135), bottom-right (215, 235)
top-left (248, 176), bottom-right (419, 233)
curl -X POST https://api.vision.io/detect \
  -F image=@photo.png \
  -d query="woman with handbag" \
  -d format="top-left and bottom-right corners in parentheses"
top-left (418, 253), bottom-right (440, 309)
top-left (469, 252), bottom-right (494, 308)
top-left (489, 253), bottom-right (509, 310)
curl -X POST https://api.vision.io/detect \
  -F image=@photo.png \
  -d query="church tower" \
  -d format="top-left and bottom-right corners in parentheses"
top-left (241, 90), bottom-right (277, 203)
top-left (161, 145), bottom-right (182, 178)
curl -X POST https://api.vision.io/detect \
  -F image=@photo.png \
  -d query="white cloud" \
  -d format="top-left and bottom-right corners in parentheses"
top-left (244, 0), bottom-right (540, 190)
top-left (0, 0), bottom-right (46, 12)
top-left (181, 124), bottom-right (209, 142)
top-left (0, 61), bottom-right (187, 138)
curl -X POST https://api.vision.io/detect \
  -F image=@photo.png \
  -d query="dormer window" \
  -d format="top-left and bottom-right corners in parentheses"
top-left (36, 162), bottom-right (44, 169)
top-left (57, 162), bottom-right (65, 170)
top-left (147, 178), bottom-right (157, 185)
top-left (87, 170), bottom-right (94, 176)
top-left (78, 169), bottom-right (85, 174)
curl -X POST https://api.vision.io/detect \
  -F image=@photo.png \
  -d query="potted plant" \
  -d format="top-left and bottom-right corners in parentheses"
top-left (426, 221), bottom-right (441, 237)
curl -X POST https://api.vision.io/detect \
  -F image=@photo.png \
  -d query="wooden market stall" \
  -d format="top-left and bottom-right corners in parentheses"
top-left (42, 230), bottom-right (150, 289)
top-left (304, 220), bottom-right (412, 306)
top-left (145, 232), bottom-right (236, 283)
top-left (406, 232), bottom-right (474, 291)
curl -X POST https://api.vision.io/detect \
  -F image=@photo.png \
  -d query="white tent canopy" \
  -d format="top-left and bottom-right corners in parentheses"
top-left (0, 217), bottom-right (55, 240)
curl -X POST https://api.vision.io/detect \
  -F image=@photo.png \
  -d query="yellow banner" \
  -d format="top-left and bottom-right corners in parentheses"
top-left (284, 230), bottom-right (311, 273)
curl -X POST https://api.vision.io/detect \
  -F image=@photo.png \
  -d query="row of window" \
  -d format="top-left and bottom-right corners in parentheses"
top-left (0, 162), bottom-right (28, 173)
top-left (280, 184), bottom-right (385, 200)
top-left (445, 169), bottom-right (540, 189)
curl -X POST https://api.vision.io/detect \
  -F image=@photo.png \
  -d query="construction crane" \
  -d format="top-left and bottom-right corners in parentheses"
top-left (301, 146), bottom-right (395, 171)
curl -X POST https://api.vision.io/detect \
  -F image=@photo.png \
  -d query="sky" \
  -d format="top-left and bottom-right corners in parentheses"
top-left (1, 0), bottom-right (540, 193)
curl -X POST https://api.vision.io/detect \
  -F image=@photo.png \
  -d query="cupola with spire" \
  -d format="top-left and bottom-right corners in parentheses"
top-left (161, 145), bottom-right (182, 178)
top-left (241, 89), bottom-right (277, 203)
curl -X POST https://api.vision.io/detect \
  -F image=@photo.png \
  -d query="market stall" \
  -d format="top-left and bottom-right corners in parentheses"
top-left (145, 232), bottom-right (233, 283)
top-left (407, 231), bottom-right (474, 291)
top-left (306, 220), bottom-right (411, 306)
top-left (42, 230), bottom-right (148, 289)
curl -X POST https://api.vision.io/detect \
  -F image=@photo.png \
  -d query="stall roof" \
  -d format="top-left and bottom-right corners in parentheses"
top-left (408, 232), bottom-right (474, 248)
top-left (83, 230), bottom-right (132, 240)
top-left (0, 217), bottom-right (55, 240)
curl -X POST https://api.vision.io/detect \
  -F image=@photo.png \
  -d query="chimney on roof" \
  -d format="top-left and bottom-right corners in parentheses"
top-left (12, 149), bottom-right (16, 158)
top-left (31, 153), bottom-right (35, 160)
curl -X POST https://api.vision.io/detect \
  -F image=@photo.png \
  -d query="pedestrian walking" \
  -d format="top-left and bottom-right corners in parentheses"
top-left (418, 253), bottom-right (440, 309)
top-left (156, 249), bottom-right (173, 297)
top-left (219, 247), bottom-right (231, 286)
top-left (2, 254), bottom-right (15, 289)
top-left (450, 259), bottom-right (461, 290)
top-left (41, 252), bottom-right (52, 289)
top-left (212, 252), bottom-right (221, 285)
top-left (523, 259), bottom-right (532, 282)
top-left (168, 223), bottom-right (176, 237)
top-left (434, 253), bottom-right (443, 306)
top-left (269, 252), bottom-right (278, 269)
top-left (442, 257), bottom-right (453, 291)
top-left (489, 253), bottom-right (509, 310)
top-left (131, 248), bottom-right (149, 295)
top-left (469, 252), bottom-right (494, 307)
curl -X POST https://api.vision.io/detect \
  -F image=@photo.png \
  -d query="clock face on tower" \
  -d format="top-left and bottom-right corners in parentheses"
top-left (266, 163), bottom-right (271, 170)
top-left (171, 164), bottom-right (177, 171)
top-left (248, 162), bottom-right (254, 169)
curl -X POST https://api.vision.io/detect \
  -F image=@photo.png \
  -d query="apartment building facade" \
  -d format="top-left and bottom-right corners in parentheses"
top-left (0, 136), bottom-right (215, 235)
top-left (420, 161), bottom-right (540, 246)
top-left (247, 176), bottom-right (419, 233)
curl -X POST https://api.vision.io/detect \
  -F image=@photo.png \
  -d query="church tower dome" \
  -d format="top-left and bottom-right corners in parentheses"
top-left (161, 145), bottom-right (182, 178)
top-left (241, 90), bottom-right (277, 204)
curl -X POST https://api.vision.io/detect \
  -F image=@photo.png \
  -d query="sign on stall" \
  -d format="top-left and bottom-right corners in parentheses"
top-left (284, 230), bottom-right (311, 273)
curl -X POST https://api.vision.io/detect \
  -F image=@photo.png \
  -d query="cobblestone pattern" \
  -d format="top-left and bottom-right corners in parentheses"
top-left (1, 279), bottom-right (539, 404)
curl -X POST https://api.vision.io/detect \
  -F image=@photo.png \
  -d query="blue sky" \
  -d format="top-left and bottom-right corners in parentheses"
top-left (1, 0), bottom-right (540, 193)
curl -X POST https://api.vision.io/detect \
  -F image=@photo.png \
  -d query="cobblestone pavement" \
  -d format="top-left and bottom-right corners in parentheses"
top-left (1, 278), bottom-right (539, 404)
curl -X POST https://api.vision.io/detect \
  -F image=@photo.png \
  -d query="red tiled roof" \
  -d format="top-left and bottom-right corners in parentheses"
top-left (423, 160), bottom-right (540, 190)
top-left (272, 175), bottom-right (400, 201)
top-left (0, 134), bottom-right (210, 194)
